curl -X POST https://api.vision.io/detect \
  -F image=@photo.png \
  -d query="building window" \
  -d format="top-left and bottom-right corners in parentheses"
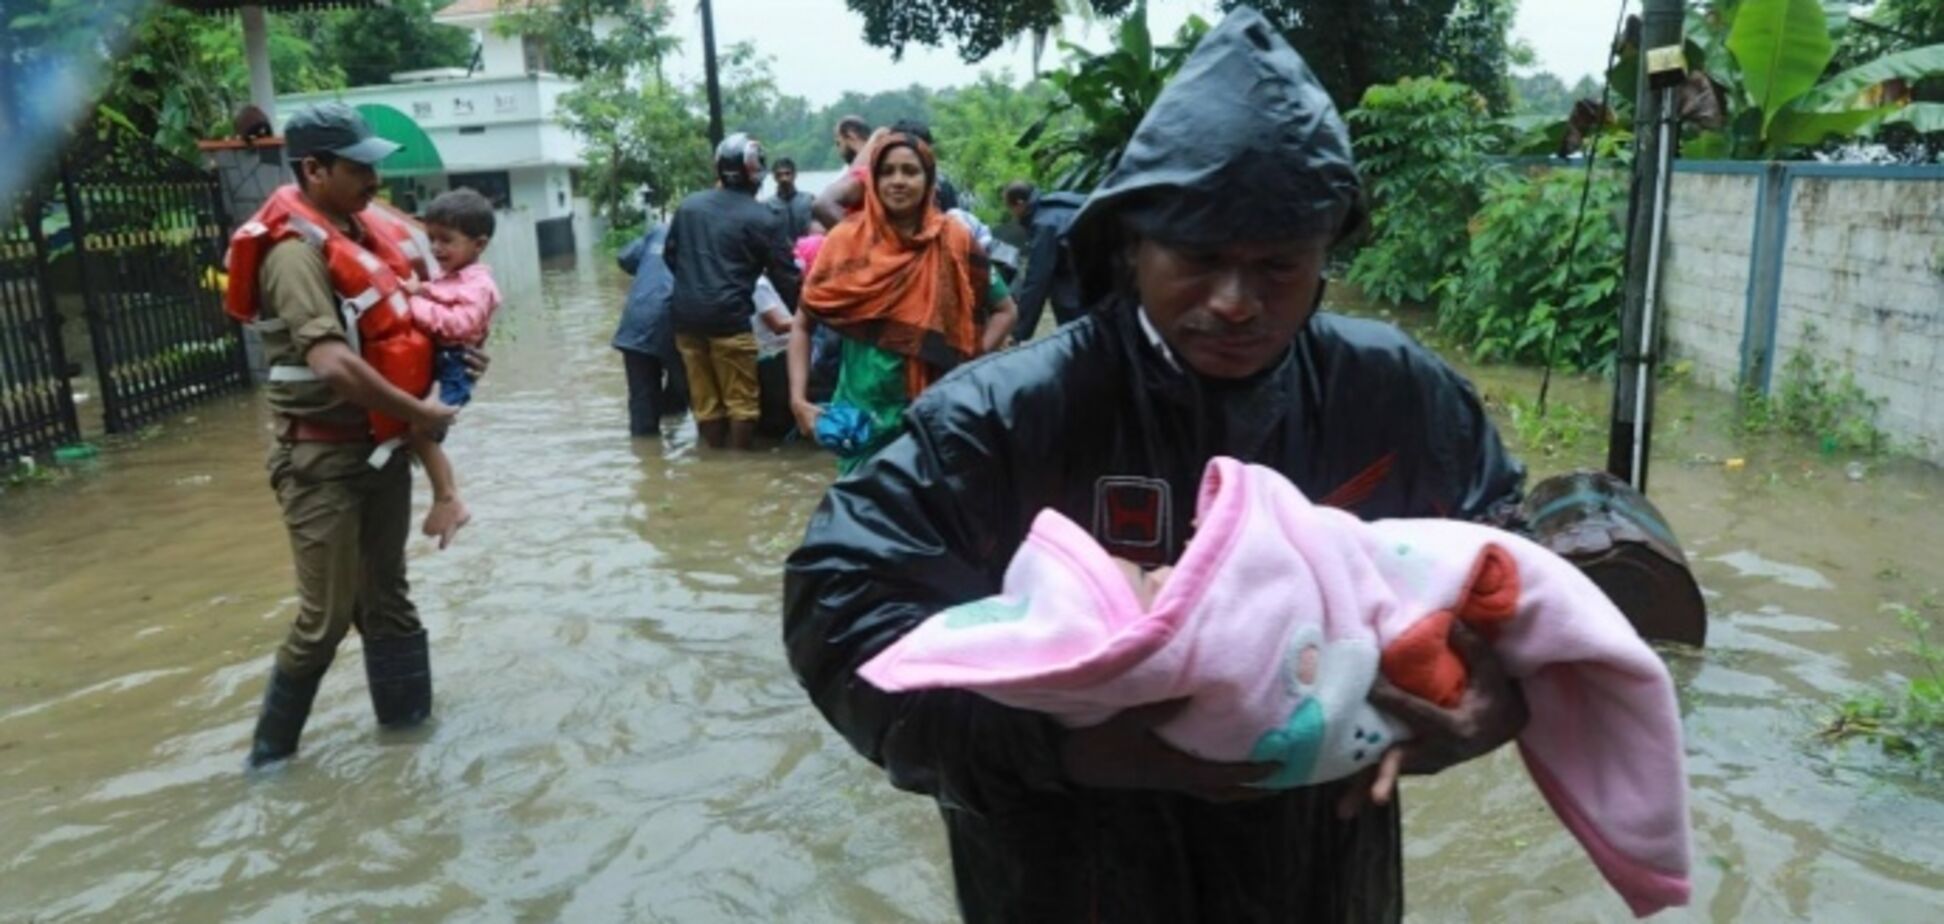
top-left (521, 33), bottom-right (549, 74)
top-left (447, 171), bottom-right (512, 211)
top-left (495, 93), bottom-right (518, 114)
top-left (412, 101), bottom-right (433, 120)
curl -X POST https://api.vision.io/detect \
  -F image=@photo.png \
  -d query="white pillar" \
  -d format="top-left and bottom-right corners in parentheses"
top-left (242, 5), bottom-right (276, 124)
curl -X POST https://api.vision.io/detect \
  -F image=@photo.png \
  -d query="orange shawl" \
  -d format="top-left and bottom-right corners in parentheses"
top-left (800, 134), bottom-right (988, 398)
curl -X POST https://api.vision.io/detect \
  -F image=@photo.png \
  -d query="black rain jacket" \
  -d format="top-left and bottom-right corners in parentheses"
top-left (664, 186), bottom-right (801, 337)
top-left (783, 8), bottom-right (1524, 922)
top-left (784, 309), bottom-right (1526, 923)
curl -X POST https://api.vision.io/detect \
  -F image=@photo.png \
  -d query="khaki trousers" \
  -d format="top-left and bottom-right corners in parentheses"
top-left (267, 440), bottom-right (421, 677)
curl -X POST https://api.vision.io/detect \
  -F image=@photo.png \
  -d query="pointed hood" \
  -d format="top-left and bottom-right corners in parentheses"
top-left (1067, 6), bottom-right (1363, 304)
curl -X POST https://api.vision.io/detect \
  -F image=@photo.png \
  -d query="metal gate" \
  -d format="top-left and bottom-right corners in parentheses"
top-left (63, 137), bottom-right (249, 434)
top-left (0, 190), bottom-right (81, 460)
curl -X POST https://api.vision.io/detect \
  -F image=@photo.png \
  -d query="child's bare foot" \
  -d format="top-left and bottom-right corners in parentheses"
top-left (423, 497), bottom-right (472, 550)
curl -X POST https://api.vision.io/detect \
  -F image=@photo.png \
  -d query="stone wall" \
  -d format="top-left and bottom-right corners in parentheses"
top-left (1660, 171), bottom-right (1760, 391)
top-left (1657, 163), bottom-right (1944, 464)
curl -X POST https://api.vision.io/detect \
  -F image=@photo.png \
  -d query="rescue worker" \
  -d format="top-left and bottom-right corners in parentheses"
top-left (1003, 180), bottom-right (1087, 340)
top-left (614, 219), bottom-right (688, 436)
top-left (664, 133), bottom-right (802, 450)
top-left (233, 103), bottom-right (464, 768)
top-left (784, 10), bottom-right (1530, 921)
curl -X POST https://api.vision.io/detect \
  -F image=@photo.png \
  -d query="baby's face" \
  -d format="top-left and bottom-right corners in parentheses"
top-left (426, 223), bottom-right (487, 274)
top-left (1112, 558), bottom-right (1174, 609)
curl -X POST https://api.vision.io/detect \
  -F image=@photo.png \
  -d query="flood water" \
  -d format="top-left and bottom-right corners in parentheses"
top-left (2, 262), bottom-right (1940, 922)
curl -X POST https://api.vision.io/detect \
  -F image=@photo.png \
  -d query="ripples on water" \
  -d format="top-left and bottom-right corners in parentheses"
top-left (0, 264), bottom-right (1938, 922)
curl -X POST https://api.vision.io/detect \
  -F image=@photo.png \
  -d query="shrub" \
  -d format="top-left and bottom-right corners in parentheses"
top-left (1737, 327), bottom-right (1890, 455)
top-left (1345, 77), bottom-right (1499, 306)
top-left (1436, 165), bottom-right (1626, 371)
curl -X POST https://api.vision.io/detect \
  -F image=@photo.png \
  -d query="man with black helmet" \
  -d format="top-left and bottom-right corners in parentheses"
top-left (665, 133), bottom-right (802, 450)
top-left (785, 9), bottom-right (1530, 921)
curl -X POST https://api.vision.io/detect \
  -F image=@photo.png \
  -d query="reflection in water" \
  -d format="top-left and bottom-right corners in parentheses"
top-left (2, 265), bottom-right (1940, 922)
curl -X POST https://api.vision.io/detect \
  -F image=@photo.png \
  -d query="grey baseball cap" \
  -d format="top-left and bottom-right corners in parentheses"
top-left (284, 102), bottom-right (400, 165)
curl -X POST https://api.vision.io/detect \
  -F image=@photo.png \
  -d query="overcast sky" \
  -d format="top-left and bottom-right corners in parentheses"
top-left (658, 0), bottom-right (1621, 108)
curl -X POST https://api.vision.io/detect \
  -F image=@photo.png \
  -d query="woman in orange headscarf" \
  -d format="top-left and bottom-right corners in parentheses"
top-left (787, 131), bottom-right (1017, 472)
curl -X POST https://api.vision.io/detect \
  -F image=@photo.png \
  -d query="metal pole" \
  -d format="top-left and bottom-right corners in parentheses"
top-left (242, 5), bottom-right (277, 125)
top-left (1631, 87), bottom-right (1675, 487)
top-left (699, 0), bottom-right (725, 147)
top-left (1607, 0), bottom-right (1684, 492)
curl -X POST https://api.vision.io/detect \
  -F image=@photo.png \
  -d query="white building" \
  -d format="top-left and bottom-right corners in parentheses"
top-left (274, 0), bottom-right (605, 258)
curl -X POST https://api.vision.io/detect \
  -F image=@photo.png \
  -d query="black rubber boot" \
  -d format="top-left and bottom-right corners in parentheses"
top-left (248, 663), bottom-right (326, 768)
top-left (363, 630), bottom-right (432, 727)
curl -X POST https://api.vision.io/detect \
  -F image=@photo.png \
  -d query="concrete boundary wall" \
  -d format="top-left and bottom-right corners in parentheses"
top-left (1658, 161), bottom-right (1944, 464)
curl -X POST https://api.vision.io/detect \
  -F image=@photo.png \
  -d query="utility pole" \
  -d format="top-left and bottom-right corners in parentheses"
top-left (241, 5), bottom-right (278, 126)
top-left (1607, 0), bottom-right (1685, 493)
top-left (699, 0), bottom-right (725, 147)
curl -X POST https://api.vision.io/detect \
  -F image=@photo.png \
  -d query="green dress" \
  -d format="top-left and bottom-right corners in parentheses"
top-left (829, 273), bottom-right (1009, 474)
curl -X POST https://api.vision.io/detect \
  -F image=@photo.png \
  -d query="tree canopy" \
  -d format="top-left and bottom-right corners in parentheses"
top-left (839, 0), bottom-right (1528, 115)
top-left (329, 0), bottom-right (475, 87)
top-left (1226, 0), bottom-right (1527, 114)
top-left (842, 0), bottom-right (1137, 62)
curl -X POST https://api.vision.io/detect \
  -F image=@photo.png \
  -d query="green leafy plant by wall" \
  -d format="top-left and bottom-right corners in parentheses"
top-left (1736, 328), bottom-right (1890, 455)
top-left (1344, 77), bottom-right (1499, 306)
top-left (1436, 164), bottom-right (1626, 371)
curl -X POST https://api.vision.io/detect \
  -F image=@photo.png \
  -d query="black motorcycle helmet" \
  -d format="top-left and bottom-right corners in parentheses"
top-left (716, 133), bottom-right (767, 191)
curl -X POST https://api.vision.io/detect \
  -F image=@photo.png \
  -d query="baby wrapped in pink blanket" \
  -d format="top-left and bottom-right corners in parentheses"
top-left (859, 457), bottom-right (1691, 917)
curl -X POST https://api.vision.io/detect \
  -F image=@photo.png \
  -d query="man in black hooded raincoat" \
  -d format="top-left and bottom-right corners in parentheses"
top-left (784, 9), bottom-right (1532, 922)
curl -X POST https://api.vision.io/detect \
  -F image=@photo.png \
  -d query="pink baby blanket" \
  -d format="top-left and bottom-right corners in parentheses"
top-left (859, 457), bottom-right (1691, 916)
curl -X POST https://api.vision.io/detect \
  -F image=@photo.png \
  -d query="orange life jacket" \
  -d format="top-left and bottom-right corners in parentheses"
top-left (224, 185), bottom-right (436, 447)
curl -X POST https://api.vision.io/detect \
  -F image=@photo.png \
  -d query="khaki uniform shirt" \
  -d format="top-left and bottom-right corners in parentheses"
top-left (258, 239), bottom-right (366, 428)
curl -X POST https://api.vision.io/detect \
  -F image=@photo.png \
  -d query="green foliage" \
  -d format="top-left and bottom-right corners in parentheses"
top-left (1736, 330), bottom-right (1889, 455)
top-left (58, 4), bottom-right (341, 161)
top-left (1231, 0), bottom-right (1525, 115)
top-left (496, 0), bottom-right (679, 82)
top-left (1345, 77), bottom-right (1498, 306)
top-left (560, 77), bottom-right (710, 219)
top-left (932, 73), bottom-right (1062, 221)
top-left (325, 0), bottom-right (474, 88)
top-left (1729, 0), bottom-right (1836, 135)
top-left (1823, 600), bottom-right (1944, 764)
top-left (842, 0), bottom-right (1137, 63)
top-left (1686, 0), bottom-right (1944, 156)
top-left (505, 1), bottom-right (700, 219)
top-left (1510, 72), bottom-right (1600, 119)
top-left (601, 220), bottom-right (646, 255)
top-left (6, 0), bottom-right (471, 165)
top-left (1023, 3), bottom-right (1208, 191)
top-left (1482, 389), bottom-right (1602, 460)
top-left (1437, 164), bottom-right (1626, 371)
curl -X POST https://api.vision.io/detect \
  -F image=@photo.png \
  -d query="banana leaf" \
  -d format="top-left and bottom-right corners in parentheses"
top-left (1885, 102), bottom-right (1944, 134)
top-left (1791, 44), bottom-right (1944, 111)
top-left (1727, 0), bottom-right (1835, 135)
top-left (1765, 105), bottom-right (1899, 150)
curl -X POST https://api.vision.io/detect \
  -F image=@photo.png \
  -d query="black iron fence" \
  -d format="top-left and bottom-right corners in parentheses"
top-left (2, 136), bottom-right (250, 464)
top-left (64, 137), bottom-right (250, 434)
top-left (0, 190), bottom-right (81, 461)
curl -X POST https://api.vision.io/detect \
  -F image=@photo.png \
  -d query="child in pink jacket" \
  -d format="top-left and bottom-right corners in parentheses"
top-left (861, 456), bottom-right (1693, 917)
top-left (401, 188), bottom-right (500, 548)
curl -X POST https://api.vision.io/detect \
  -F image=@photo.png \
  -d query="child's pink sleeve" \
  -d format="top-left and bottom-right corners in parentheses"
top-left (409, 269), bottom-right (499, 345)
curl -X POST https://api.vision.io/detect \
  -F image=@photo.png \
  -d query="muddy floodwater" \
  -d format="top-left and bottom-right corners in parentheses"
top-left (3, 262), bottom-right (1940, 922)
